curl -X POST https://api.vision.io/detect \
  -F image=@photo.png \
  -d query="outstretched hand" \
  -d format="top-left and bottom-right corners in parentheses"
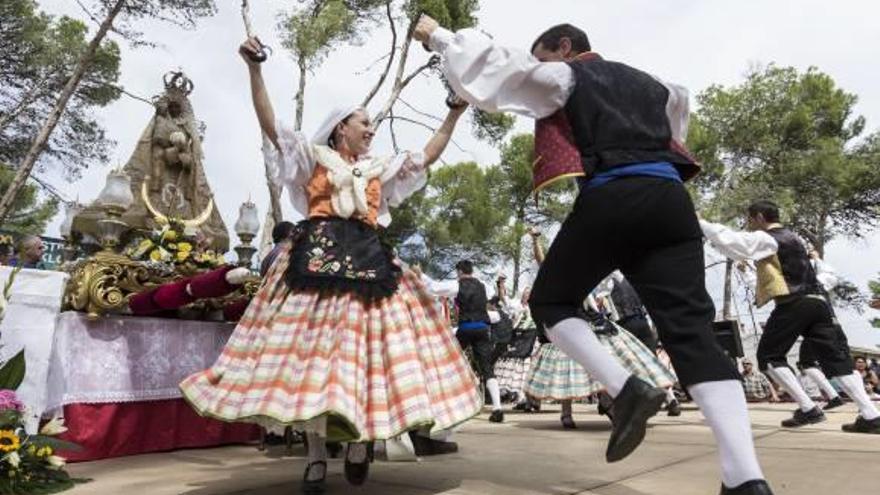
top-left (413, 14), bottom-right (439, 44)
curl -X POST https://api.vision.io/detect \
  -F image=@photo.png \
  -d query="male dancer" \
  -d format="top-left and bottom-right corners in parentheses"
top-left (415, 18), bottom-right (770, 495)
top-left (700, 200), bottom-right (880, 434)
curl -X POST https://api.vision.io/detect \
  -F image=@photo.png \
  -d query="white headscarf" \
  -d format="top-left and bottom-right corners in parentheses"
top-left (311, 104), bottom-right (365, 146)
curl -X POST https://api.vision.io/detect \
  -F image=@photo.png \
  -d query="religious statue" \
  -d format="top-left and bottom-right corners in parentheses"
top-left (72, 71), bottom-right (230, 252)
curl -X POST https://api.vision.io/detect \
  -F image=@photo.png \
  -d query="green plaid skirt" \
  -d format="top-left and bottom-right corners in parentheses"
top-left (524, 322), bottom-right (676, 400)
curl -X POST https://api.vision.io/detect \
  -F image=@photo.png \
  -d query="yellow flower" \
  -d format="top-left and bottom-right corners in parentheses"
top-left (27, 445), bottom-right (35, 455)
top-left (177, 242), bottom-right (193, 253)
top-left (161, 230), bottom-right (178, 242)
top-left (176, 250), bottom-right (190, 262)
top-left (0, 430), bottom-right (19, 453)
top-left (149, 249), bottom-right (163, 262)
top-left (132, 239), bottom-right (155, 258)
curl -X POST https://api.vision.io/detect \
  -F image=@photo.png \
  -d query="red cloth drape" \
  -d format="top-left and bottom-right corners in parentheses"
top-left (59, 400), bottom-right (259, 462)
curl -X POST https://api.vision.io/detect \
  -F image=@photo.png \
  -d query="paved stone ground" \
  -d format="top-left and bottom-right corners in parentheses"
top-left (66, 402), bottom-right (878, 494)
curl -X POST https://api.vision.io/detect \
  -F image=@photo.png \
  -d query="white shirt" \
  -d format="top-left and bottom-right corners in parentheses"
top-left (429, 27), bottom-right (691, 142)
top-left (419, 274), bottom-right (459, 299)
top-left (699, 220), bottom-right (779, 262)
top-left (262, 121), bottom-right (428, 227)
top-left (812, 258), bottom-right (840, 291)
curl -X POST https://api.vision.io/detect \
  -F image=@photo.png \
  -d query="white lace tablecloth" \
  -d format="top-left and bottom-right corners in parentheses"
top-left (46, 312), bottom-right (235, 413)
top-left (0, 267), bottom-right (68, 432)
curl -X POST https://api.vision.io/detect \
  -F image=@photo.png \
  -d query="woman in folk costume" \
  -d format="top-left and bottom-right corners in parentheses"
top-left (180, 38), bottom-right (481, 494)
top-left (523, 231), bottom-right (676, 429)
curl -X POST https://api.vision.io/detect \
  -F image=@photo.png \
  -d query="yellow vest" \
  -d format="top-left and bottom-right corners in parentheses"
top-left (754, 254), bottom-right (789, 308)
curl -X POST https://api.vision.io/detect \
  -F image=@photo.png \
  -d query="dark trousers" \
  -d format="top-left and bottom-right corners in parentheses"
top-left (759, 296), bottom-right (853, 378)
top-left (456, 328), bottom-right (495, 380)
top-left (619, 314), bottom-right (657, 352)
top-left (528, 177), bottom-right (738, 387)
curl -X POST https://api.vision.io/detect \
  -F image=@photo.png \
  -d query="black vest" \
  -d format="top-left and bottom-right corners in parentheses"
top-left (611, 277), bottom-right (646, 320)
top-left (456, 278), bottom-right (489, 324)
top-left (564, 57), bottom-right (699, 181)
top-left (765, 227), bottom-right (822, 298)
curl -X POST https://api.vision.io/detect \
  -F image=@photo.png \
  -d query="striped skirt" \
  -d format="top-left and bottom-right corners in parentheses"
top-left (179, 247), bottom-right (482, 442)
top-left (524, 322), bottom-right (675, 400)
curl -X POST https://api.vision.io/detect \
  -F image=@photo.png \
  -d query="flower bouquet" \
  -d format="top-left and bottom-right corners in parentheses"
top-left (125, 221), bottom-right (224, 273)
top-left (0, 377), bottom-right (82, 494)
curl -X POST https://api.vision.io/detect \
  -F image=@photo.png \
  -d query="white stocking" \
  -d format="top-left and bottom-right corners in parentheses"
top-left (486, 378), bottom-right (502, 411)
top-left (689, 380), bottom-right (765, 488)
top-left (766, 365), bottom-right (816, 412)
top-left (803, 367), bottom-right (839, 400)
top-left (836, 372), bottom-right (880, 420)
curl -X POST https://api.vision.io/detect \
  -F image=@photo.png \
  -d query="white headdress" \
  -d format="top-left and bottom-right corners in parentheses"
top-left (311, 104), bottom-right (365, 146)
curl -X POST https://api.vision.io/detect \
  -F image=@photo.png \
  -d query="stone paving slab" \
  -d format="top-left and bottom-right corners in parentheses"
top-left (66, 403), bottom-right (875, 495)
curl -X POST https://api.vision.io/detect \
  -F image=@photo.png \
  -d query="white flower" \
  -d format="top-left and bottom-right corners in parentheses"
top-left (40, 416), bottom-right (68, 436)
top-left (47, 455), bottom-right (66, 469)
top-left (6, 451), bottom-right (20, 468)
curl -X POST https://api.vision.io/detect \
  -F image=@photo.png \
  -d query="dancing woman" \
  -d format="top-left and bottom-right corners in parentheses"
top-left (180, 37), bottom-right (481, 494)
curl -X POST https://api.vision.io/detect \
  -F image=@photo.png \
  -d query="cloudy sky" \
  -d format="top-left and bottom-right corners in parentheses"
top-left (37, 0), bottom-right (880, 349)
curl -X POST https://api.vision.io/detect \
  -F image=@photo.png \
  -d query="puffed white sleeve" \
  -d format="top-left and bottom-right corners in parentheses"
top-left (380, 151), bottom-right (428, 206)
top-left (429, 27), bottom-right (574, 119)
top-left (262, 121), bottom-right (315, 217)
top-left (699, 220), bottom-right (779, 262)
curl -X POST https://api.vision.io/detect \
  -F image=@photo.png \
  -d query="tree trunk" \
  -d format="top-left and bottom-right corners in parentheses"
top-left (0, 0), bottom-right (126, 225)
top-left (722, 258), bottom-right (734, 320)
top-left (294, 59), bottom-right (307, 131)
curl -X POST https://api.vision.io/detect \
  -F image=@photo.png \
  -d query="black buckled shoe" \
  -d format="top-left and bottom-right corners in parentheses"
top-left (605, 376), bottom-right (666, 462)
top-left (597, 392), bottom-right (614, 420)
top-left (666, 399), bottom-right (682, 417)
top-left (489, 409), bottom-right (504, 423)
top-left (822, 396), bottom-right (845, 411)
top-left (781, 406), bottom-right (825, 427)
top-left (841, 415), bottom-right (880, 434)
top-left (720, 479), bottom-right (773, 494)
top-left (409, 432), bottom-right (459, 455)
top-left (343, 442), bottom-right (374, 486)
top-left (560, 414), bottom-right (577, 429)
top-left (302, 460), bottom-right (327, 495)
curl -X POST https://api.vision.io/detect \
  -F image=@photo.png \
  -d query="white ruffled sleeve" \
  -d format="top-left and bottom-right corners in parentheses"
top-left (262, 121), bottom-right (315, 218)
top-left (375, 150), bottom-right (428, 227)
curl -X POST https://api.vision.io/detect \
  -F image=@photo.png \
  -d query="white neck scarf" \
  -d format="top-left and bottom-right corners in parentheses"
top-left (313, 145), bottom-right (388, 220)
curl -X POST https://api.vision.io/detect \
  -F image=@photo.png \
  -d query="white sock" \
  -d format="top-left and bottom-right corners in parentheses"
top-left (486, 378), bottom-right (502, 411)
top-left (803, 367), bottom-right (839, 400)
top-left (666, 387), bottom-right (677, 403)
top-left (766, 365), bottom-right (816, 412)
top-left (305, 432), bottom-right (327, 480)
top-left (688, 380), bottom-right (764, 488)
top-left (546, 318), bottom-right (631, 397)
top-left (836, 372), bottom-right (880, 420)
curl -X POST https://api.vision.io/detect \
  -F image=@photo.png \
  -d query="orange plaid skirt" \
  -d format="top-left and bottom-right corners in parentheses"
top-left (180, 246), bottom-right (482, 442)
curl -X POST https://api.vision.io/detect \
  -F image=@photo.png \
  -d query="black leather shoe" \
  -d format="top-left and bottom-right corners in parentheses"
top-left (719, 479), bottom-right (773, 494)
top-left (605, 376), bottom-right (666, 462)
top-left (489, 409), bottom-right (504, 423)
top-left (781, 406), bottom-right (825, 427)
top-left (560, 414), bottom-right (577, 429)
top-left (409, 432), bottom-right (459, 455)
top-left (822, 396), bottom-right (845, 410)
top-left (302, 461), bottom-right (327, 495)
top-left (343, 442), bottom-right (373, 486)
top-left (667, 399), bottom-right (682, 417)
top-left (841, 415), bottom-right (880, 434)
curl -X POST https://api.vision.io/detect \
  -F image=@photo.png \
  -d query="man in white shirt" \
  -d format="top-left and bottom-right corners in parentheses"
top-left (414, 18), bottom-right (768, 495)
top-left (700, 200), bottom-right (880, 437)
